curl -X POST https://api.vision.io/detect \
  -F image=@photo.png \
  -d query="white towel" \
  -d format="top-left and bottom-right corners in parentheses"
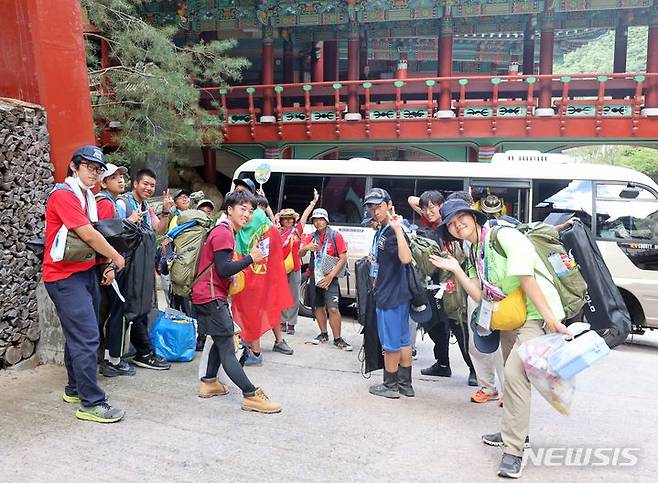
top-left (50, 177), bottom-right (98, 262)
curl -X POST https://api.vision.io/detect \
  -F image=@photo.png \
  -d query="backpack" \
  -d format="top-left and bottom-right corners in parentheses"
top-left (169, 209), bottom-right (214, 297)
top-left (409, 234), bottom-right (441, 278)
top-left (490, 223), bottom-right (588, 319)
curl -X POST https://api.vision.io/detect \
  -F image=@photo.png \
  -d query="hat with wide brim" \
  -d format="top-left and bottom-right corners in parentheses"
top-left (470, 306), bottom-right (501, 354)
top-left (310, 208), bottom-right (330, 222)
top-left (437, 198), bottom-right (489, 240)
top-left (279, 208), bottom-right (299, 219)
top-left (409, 301), bottom-right (433, 325)
top-left (480, 194), bottom-right (504, 214)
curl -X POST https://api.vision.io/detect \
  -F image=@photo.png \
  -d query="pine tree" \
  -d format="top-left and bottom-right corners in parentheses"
top-left (83, 0), bottom-right (249, 166)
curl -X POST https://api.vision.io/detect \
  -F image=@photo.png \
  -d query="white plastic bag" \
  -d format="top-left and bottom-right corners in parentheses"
top-left (517, 333), bottom-right (576, 415)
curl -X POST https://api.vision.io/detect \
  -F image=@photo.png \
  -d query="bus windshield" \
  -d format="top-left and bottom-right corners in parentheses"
top-left (595, 183), bottom-right (658, 241)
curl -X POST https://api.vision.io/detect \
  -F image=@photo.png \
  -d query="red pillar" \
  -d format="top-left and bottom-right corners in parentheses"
top-left (613, 19), bottom-right (628, 74)
top-left (346, 24), bottom-right (361, 120)
top-left (537, 12), bottom-right (556, 113)
top-left (324, 39), bottom-right (338, 81)
top-left (360, 31), bottom-right (368, 79)
top-left (201, 147), bottom-right (216, 184)
top-left (437, 14), bottom-right (454, 116)
top-left (283, 39), bottom-right (294, 84)
top-left (0, 0), bottom-right (95, 182)
top-left (261, 26), bottom-right (274, 122)
top-left (645, 11), bottom-right (658, 110)
top-left (312, 41), bottom-right (324, 82)
top-left (522, 20), bottom-right (535, 75)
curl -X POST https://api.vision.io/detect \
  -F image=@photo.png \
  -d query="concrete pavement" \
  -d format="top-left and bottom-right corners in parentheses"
top-left (1, 318), bottom-right (657, 483)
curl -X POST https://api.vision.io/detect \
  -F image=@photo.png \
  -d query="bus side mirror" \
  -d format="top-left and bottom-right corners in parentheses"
top-left (619, 184), bottom-right (640, 199)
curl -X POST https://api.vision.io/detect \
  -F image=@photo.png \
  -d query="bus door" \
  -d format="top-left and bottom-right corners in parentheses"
top-left (468, 179), bottom-right (531, 223)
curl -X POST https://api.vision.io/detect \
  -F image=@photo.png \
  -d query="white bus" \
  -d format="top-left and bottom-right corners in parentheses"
top-left (234, 156), bottom-right (658, 343)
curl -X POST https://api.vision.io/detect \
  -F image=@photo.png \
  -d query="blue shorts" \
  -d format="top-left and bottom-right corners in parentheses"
top-left (376, 303), bottom-right (411, 352)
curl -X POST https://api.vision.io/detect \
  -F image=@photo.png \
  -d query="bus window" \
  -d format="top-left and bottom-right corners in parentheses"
top-left (372, 177), bottom-right (416, 223)
top-left (415, 178), bottom-right (465, 199)
top-left (237, 171), bottom-right (282, 211)
top-left (596, 183), bottom-right (658, 241)
top-left (281, 174), bottom-right (366, 225)
top-left (471, 183), bottom-right (529, 223)
top-left (532, 179), bottom-right (593, 227)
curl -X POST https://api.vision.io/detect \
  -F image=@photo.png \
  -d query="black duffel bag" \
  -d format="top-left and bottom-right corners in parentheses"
top-left (93, 218), bottom-right (142, 253)
top-left (560, 221), bottom-right (632, 348)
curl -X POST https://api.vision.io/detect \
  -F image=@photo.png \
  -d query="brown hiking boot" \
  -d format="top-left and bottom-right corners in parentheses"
top-left (198, 379), bottom-right (229, 398)
top-left (241, 388), bottom-right (282, 414)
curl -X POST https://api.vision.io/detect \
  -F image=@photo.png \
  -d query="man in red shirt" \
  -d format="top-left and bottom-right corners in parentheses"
top-left (192, 190), bottom-right (281, 413)
top-left (299, 208), bottom-right (352, 350)
top-left (43, 146), bottom-right (126, 423)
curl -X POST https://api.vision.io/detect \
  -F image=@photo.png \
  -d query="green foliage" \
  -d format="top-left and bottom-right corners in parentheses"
top-left (555, 27), bottom-right (647, 74)
top-left (83, 0), bottom-right (249, 166)
top-left (567, 145), bottom-right (658, 182)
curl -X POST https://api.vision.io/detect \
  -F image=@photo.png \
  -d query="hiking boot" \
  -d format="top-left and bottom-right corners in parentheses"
top-left (286, 324), bottom-right (296, 336)
top-left (471, 388), bottom-right (500, 404)
top-left (369, 370), bottom-right (400, 399)
top-left (498, 453), bottom-right (523, 479)
top-left (244, 351), bottom-right (263, 366)
top-left (397, 366), bottom-right (415, 397)
top-left (198, 379), bottom-right (229, 398)
top-left (62, 390), bottom-right (81, 404)
top-left (75, 402), bottom-right (124, 423)
top-left (101, 360), bottom-right (136, 377)
top-left (132, 352), bottom-right (171, 370)
top-left (333, 337), bottom-right (353, 351)
top-left (482, 432), bottom-right (531, 448)
top-left (311, 333), bottom-right (329, 345)
top-left (241, 388), bottom-right (282, 414)
top-left (420, 362), bottom-right (451, 377)
top-left (468, 370), bottom-right (478, 387)
top-left (273, 339), bottom-right (294, 355)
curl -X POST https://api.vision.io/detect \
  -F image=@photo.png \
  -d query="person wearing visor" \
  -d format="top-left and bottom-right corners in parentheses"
top-left (364, 188), bottom-right (415, 399)
top-left (428, 198), bottom-right (572, 479)
top-left (43, 146), bottom-right (126, 423)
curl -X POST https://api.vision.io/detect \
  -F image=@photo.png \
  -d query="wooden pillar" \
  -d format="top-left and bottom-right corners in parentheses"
top-left (437, 11), bottom-right (454, 117)
top-left (0, 0), bottom-right (95, 182)
top-left (359, 31), bottom-right (368, 79)
top-left (522, 19), bottom-right (535, 75)
top-left (261, 26), bottom-right (275, 122)
top-left (537, 10), bottom-right (556, 114)
top-left (645, 10), bottom-right (658, 111)
top-left (324, 39), bottom-right (338, 81)
top-left (346, 23), bottom-right (361, 120)
top-left (201, 147), bottom-right (216, 184)
top-left (312, 41), bottom-right (324, 82)
top-left (283, 39), bottom-right (294, 84)
top-left (614, 19), bottom-right (628, 74)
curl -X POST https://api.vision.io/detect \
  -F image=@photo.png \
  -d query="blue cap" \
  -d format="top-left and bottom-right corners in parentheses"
top-left (72, 145), bottom-right (106, 167)
top-left (233, 178), bottom-right (256, 194)
top-left (363, 187), bottom-right (391, 206)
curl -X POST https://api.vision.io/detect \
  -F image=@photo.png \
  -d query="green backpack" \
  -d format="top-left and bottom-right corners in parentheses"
top-left (169, 209), bottom-right (214, 297)
top-left (490, 222), bottom-right (588, 319)
top-left (409, 234), bottom-right (441, 278)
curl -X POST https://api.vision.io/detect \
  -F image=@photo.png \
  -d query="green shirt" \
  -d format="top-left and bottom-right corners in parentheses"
top-left (466, 227), bottom-right (565, 322)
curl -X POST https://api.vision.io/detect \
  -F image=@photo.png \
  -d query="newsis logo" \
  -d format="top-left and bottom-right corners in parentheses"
top-left (523, 447), bottom-right (640, 467)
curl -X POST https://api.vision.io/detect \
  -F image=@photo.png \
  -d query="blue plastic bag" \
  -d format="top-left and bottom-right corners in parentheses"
top-left (150, 309), bottom-right (197, 362)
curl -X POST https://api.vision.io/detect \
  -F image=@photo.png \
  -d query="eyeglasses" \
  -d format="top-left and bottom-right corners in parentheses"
top-left (421, 203), bottom-right (441, 213)
top-left (80, 162), bottom-right (105, 175)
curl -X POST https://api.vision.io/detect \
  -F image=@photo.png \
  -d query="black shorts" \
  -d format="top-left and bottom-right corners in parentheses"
top-left (309, 277), bottom-right (340, 309)
top-left (193, 299), bottom-right (235, 337)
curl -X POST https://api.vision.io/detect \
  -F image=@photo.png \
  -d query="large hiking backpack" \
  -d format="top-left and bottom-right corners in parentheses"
top-left (490, 222), bottom-right (588, 319)
top-left (169, 209), bottom-right (214, 297)
top-left (409, 234), bottom-right (441, 278)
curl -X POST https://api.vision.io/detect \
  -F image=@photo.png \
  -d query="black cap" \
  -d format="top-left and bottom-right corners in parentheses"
top-left (233, 178), bottom-right (256, 194)
top-left (469, 306), bottom-right (501, 354)
top-left (363, 187), bottom-right (391, 206)
top-left (72, 145), bottom-right (106, 167)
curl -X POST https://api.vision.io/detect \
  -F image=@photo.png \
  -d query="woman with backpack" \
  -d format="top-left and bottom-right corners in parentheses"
top-left (428, 198), bottom-right (572, 479)
top-left (277, 189), bottom-right (319, 335)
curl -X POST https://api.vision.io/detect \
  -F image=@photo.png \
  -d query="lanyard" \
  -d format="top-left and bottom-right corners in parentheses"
top-left (471, 225), bottom-right (506, 301)
top-left (369, 224), bottom-right (390, 279)
top-left (314, 229), bottom-right (331, 263)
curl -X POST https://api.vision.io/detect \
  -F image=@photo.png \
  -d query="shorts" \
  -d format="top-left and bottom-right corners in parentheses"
top-left (193, 299), bottom-right (235, 337)
top-left (309, 277), bottom-right (340, 309)
top-left (376, 303), bottom-right (411, 352)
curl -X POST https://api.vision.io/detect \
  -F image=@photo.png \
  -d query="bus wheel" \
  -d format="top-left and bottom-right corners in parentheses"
top-left (298, 272), bottom-right (314, 318)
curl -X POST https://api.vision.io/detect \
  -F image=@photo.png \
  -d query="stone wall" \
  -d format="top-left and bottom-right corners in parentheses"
top-left (0, 98), bottom-right (53, 368)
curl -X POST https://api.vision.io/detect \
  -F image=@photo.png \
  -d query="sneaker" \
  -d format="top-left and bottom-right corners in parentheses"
top-left (471, 389), bottom-right (500, 404)
top-left (273, 339), bottom-right (294, 355)
top-left (468, 370), bottom-right (478, 387)
top-left (420, 362), bottom-right (451, 377)
top-left (101, 360), bottom-right (136, 377)
top-left (482, 432), bottom-right (531, 448)
top-left (62, 390), bottom-right (81, 404)
top-left (75, 402), bottom-right (124, 423)
top-left (244, 351), bottom-right (263, 366)
top-left (333, 338), bottom-right (353, 351)
top-left (241, 388), bottom-right (282, 414)
top-left (198, 379), bottom-right (229, 398)
top-left (498, 453), bottom-right (523, 479)
top-left (310, 333), bottom-right (329, 345)
top-left (286, 324), bottom-right (295, 336)
top-left (132, 352), bottom-right (171, 370)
